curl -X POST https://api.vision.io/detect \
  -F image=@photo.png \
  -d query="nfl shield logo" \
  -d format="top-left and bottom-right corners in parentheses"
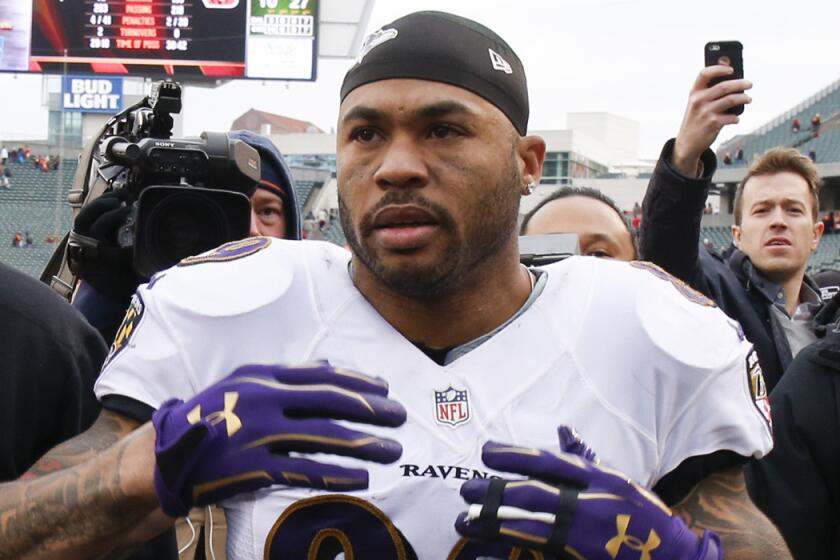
top-left (434, 386), bottom-right (470, 427)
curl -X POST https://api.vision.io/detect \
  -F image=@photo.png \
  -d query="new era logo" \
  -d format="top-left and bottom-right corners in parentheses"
top-left (488, 48), bottom-right (512, 74)
top-left (356, 28), bottom-right (399, 64)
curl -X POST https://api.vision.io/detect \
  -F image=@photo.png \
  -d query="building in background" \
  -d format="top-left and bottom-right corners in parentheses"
top-left (231, 109), bottom-right (324, 136)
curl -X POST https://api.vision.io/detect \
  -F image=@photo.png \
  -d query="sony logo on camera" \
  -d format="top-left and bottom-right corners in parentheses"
top-left (62, 77), bottom-right (123, 113)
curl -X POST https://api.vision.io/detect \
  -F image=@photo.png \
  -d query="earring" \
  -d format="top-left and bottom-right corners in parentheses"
top-left (524, 181), bottom-right (537, 195)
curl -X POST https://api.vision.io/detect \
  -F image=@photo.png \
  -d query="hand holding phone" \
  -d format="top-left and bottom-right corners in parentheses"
top-left (671, 43), bottom-right (750, 176)
top-left (705, 41), bottom-right (744, 115)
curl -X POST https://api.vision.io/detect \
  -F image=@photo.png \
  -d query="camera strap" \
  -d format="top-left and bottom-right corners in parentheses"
top-left (40, 127), bottom-right (111, 301)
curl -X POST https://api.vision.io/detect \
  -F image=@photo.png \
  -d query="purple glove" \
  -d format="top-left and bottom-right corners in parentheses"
top-left (456, 427), bottom-right (722, 560)
top-left (152, 362), bottom-right (406, 517)
top-left (557, 425), bottom-right (598, 463)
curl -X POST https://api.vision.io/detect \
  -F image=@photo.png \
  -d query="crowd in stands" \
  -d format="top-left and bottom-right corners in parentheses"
top-left (623, 200), bottom-right (717, 234)
top-left (1, 144), bottom-right (61, 174)
top-left (821, 211), bottom-right (840, 234)
top-left (300, 207), bottom-right (339, 240)
top-left (722, 111), bottom-right (828, 167)
top-left (722, 143), bottom-right (746, 165)
top-left (0, 147), bottom-right (62, 196)
top-left (790, 112), bottom-right (822, 138)
top-left (10, 231), bottom-right (33, 249)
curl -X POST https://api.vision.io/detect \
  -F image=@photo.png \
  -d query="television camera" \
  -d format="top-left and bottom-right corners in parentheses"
top-left (68, 81), bottom-right (261, 279)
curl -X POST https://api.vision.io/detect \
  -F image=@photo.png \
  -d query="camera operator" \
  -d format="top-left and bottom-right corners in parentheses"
top-left (71, 129), bottom-right (302, 345)
top-left (65, 129), bottom-right (301, 560)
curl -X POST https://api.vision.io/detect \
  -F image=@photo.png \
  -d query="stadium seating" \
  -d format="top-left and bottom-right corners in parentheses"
top-left (718, 79), bottom-right (840, 165)
top-left (810, 233), bottom-right (840, 273)
top-left (699, 226), bottom-right (733, 254)
top-left (294, 179), bottom-right (321, 208)
top-left (796, 128), bottom-right (840, 164)
top-left (306, 219), bottom-right (348, 246)
top-left (0, 160), bottom-right (76, 278)
top-left (320, 222), bottom-right (348, 246)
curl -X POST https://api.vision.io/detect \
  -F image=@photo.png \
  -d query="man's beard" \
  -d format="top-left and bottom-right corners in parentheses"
top-left (340, 157), bottom-right (521, 300)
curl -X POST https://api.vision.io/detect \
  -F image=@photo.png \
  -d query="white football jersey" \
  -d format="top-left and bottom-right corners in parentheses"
top-left (95, 238), bottom-right (772, 559)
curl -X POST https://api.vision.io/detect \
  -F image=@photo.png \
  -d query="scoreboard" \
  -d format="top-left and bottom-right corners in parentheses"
top-left (0, 0), bottom-right (318, 80)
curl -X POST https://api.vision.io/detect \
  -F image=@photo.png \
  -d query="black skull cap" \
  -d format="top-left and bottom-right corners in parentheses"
top-left (340, 11), bottom-right (529, 135)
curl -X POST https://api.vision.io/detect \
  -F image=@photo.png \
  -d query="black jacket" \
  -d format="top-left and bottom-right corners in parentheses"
top-left (640, 139), bottom-right (821, 391)
top-left (0, 261), bottom-right (105, 480)
top-left (745, 330), bottom-right (840, 559)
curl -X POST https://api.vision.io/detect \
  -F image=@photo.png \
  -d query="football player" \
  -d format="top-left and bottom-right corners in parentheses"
top-left (0, 11), bottom-right (789, 559)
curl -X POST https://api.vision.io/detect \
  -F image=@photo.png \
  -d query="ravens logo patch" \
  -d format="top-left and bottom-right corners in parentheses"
top-left (104, 294), bottom-right (144, 366)
top-left (746, 349), bottom-right (772, 430)
top-left (178, 237), bottom-right (271, 267)
top-left (630, 260), bottom-right (716, 307)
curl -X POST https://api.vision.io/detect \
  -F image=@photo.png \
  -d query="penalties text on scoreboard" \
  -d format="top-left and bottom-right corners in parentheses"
top-left (22, 0), bottom-right (317, 80)
top-left (87, 0), bottom-right (193, 53)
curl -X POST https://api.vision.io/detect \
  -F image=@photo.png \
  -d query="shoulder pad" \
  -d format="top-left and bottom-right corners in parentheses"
top-left (177, 236), bottom-right (272, 267)
top-left (628, 260), bottom-right (740, 367)
top-left (629, 260), bottom-right (716, 307)
top-left (145, 237), bottom-right (296, 317)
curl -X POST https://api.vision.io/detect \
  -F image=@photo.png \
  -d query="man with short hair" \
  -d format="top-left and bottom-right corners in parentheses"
top-left (521, 186), bottom-right (637, 260)
top-left (229, 130), bottom-right (301, 241)
top-left (0, 12), bottom-right (788, 559)
top-left (640, 65), bottom-right (825, 391)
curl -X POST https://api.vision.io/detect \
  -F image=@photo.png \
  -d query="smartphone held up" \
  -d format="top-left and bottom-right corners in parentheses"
top-left (705, 41), bottom-right (744, 115)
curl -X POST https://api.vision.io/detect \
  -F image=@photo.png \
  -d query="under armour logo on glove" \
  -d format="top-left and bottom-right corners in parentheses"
top-left (186, 391), bottom-right (242, 436)
top-left (606, 514), bottom-right (661, 559)
top-left (152, 362), bottom-right (406, 518)
top-left (455, 427), bottom-right (722, 560)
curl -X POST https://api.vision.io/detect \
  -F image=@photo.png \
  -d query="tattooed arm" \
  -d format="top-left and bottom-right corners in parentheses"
top-left (0, 411), bottom-right (170, 559)
top-left (19, 410), bottom-right (138, 480)
top-left (672, 467), bottom-right (791, 559)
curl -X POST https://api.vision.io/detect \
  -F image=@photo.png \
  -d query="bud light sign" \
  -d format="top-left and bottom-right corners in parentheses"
top-left (62, 77), bottom-right (123, 113)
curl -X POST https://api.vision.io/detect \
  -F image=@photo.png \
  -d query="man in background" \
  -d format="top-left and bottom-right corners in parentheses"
top-left (521, 186), bottom-right (636, 260)
top-left (640, 65), bottom-right (825, 391)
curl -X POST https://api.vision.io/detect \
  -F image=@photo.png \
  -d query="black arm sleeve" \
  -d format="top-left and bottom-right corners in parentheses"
top-left (745, 340), bottom-right (840, 560)
top-left (639, 139), bottom-right (717, 286)
top-left (653, 450), bottom-right (747, 506)
top-left (100, 394), bottom-right (156, 424)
